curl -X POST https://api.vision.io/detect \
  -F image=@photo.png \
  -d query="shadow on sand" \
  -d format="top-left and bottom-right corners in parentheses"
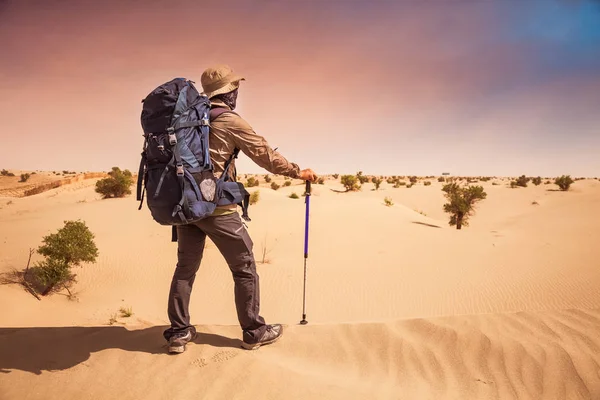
top-left (412, 221), bottom-right (442, 229)
top-left (0, 326), bottom-right (241, 375)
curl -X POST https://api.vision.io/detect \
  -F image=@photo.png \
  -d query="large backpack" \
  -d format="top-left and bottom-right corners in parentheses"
top-left (136, 77), bottom-right (250, 233)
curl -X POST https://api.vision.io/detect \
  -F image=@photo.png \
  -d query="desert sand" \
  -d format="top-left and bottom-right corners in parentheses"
top-left (1, 175), bottom-right (600, 400)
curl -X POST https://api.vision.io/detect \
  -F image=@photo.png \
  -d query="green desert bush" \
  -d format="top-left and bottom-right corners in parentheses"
top-left (264, 174), bottom-right (272, 183)
top-left (515, 175), bottom-right (529, 187)
top-left (270, 182), bottom-right (280, 191)
top-left (332, 174), bottom-right (339, 179)
top-left (33, 220), bottom-right (98, 296)
top-left (384, 197), bottom-right (393, 207)
top-left (283, 180), bottom-right (292, 187)
top-left (19, 173), bottom-right (31, 183)
top-left (423, 181), bottom-right (431, 186)
top-left (246, 177), bottom-right (259, 187)
top-left (406, 183), bottom-right (413, 189)
top-left (250, 190), bottom-right (260, 205)
top-left (317, 177), bottom-right (325, 185)
top-left (95, 167), bottom-right (134, 198)
top-left (555, 175), bottom-right (574, 191)
top-left (289, 192), bottom-right (299, 199)
top-left (341, 175), bottom-right (361, 192)
top-left (1, 169), bottom-right (15, 177)
top-left (532, 177), bottom-right (542, 186)
top-left (356, 172), bottom-right (369, 184)
top-left (372, 177), bottom-right (383, 190)
top-left (409, 176), bottom-right (418, 184)
top-left (442, 183), bottom-right (487, 230)
top-left (438, 177), bottom-right (445, 182)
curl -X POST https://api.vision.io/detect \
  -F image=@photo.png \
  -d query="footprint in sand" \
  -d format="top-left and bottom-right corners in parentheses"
top-left (210, 350), bottom-right (239, 363)
top-left (191, 358), bottom-right (208, 368)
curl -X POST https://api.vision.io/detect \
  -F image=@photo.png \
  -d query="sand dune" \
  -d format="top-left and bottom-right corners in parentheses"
top-left (1, 176), bottom-right (600, 399)
top-left (1, 308), bottom-right (599, 400)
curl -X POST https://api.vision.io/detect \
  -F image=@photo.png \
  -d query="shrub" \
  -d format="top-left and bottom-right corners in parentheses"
top-left (317, 177), bottom-right (325, 185)
top-left (246, 177), bottom-right (259, 187)
top-left (544, 180), bottom-right (551, 185)
top-left (532, 177), bottom-right (542, 186)
top-left (1, 169), bottom-right (15, 176)
top-left (384, 197), bottom-right (393, 207)
top-left (283, 180), bottom-right (292, 187)
top-left (250, 190), bottom-right (260, 205)
top-left (406, 183), bottom-right (413, 188)
top-left (386, 177), bottom-right (395, 184)
top-left (357, 172), bottom-right (369, 184)
top-left (515, 175), bottom-right (529, 187)
top-left (95, 167), bottom-right (134, 198)
top-left (341, 175), bottom-right (361, 191)
top-left (333, 174), bottom-right (339, 179)
top-left (409, 176), bottom-right (418, 184)
top-left (119, 306), bottom-right (133, 318)
top-left (372, 177), bottom-right (383, 190)
top-left (492, 182), bottom-right (499, 186)
top-left (555, 175), bottom-right (574, 191)
top-left (480, 177), bottom-right (491, 182)
top-left (438, 177), bottom-right (445, 182)
top-left (19, 173), bottom-right (31, 183)
top-left (264, 175), bottom-right (272, 183)
top-left (442, 183), bottom-right (487, 230)
top-left (423, 181), bottom-right (431, 186)
top-left (289, 192), bottom-right (299, 199)
top-left (270, 182), bottom-right (280, 191)
top-left (33, 220), bottom-right (98, 296)
top-left (510, 181), bottom-right (518, 188)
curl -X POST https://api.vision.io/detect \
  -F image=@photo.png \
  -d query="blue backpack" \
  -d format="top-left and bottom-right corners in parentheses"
top-left (136, 78), bottom-right (250, 236)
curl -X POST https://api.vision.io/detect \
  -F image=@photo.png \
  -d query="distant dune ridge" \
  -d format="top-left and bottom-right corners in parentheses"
top-left (1, 173), bottom-right (600, 399)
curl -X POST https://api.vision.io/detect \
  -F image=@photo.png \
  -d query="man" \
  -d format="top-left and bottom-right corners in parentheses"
top-left (164, 64), bottom-right (318, 353)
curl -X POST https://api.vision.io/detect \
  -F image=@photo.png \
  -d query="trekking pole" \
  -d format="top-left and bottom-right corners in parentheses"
top-left (300, 180), bottom-right (311, 325)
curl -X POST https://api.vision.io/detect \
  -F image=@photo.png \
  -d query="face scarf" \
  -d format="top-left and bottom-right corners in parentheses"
top-left (212, 88), bottom-right (239, 110)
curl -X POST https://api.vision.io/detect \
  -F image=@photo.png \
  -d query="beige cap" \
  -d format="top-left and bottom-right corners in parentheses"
top-left (201, 64), bottom-right (245, 99)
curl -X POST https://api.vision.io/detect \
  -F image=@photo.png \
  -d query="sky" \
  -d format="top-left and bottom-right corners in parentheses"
top-left (0, 0), bottom-right (599, 177)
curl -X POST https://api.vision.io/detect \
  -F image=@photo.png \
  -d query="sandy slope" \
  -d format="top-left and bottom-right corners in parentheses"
top-left (1, 176), bottom-right (600, 399)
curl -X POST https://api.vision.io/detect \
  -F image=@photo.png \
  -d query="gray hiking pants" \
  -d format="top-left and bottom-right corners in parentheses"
top-left (166, 212), bottom-right (267, 343)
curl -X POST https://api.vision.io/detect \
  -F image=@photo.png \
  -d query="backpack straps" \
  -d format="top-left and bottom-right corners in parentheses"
top-left (209, 108), bottom-right (240, 182)
top-left (209, 107), bottom-right (250, 221)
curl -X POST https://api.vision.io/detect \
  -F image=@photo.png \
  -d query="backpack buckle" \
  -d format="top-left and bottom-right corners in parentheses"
top-left (201, 118), bottom-right (209, 126)
top-left (176, 164), bottom-right (184, 176)
top-left (168, 133), bottom-right (177, 145)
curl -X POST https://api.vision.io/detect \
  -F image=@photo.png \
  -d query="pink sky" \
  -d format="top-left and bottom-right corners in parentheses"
top-left (0, 0), bottom-right (599, 176)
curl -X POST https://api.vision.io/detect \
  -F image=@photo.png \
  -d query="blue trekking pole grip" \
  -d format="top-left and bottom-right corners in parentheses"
top-left (300, 180), bottom-right (311, 325)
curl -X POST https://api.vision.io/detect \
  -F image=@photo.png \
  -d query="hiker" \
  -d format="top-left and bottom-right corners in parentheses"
top-left (164, 65), bottom-right (318, 353)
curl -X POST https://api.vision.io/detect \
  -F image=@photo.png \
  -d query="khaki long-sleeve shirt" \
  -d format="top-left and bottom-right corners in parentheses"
top-left (208, 99), bottom-right (301, 214)
top-left (208, 99), bottom-right (301, 182)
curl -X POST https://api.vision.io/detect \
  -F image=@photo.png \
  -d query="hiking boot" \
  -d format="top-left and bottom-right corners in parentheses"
top-left (168, 330), bottom-right (197, 354)
top-left (241, 324), bottom-right (283, 350)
